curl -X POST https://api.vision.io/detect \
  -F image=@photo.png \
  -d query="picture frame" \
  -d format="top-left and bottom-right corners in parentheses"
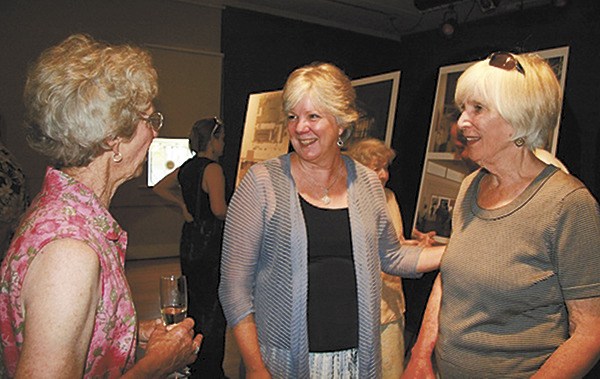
top-left (349, 71), bottom-right (401, 148)
top-left (234, 71), bottom-right (401, 186)
top-left (412, 46), bottom-right (570, 243)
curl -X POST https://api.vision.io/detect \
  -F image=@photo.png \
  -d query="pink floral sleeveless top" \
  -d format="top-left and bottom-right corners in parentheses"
top-left (0, 167), bottom-right (137, 378)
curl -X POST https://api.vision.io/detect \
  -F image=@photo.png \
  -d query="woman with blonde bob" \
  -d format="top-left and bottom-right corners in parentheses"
top-left (219, 62), bottom-right (445, 378)
top-left (404, 52), bottom-right (600, 378)
top-left (0, 34), bottom-right (202, 378)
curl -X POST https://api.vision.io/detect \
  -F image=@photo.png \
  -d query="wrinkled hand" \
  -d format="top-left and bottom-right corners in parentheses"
top-left (143, 318), bottom-right (203, 375)
top-left (138, 318), bottom-right (162, 350)
top-left (402, 355), bottom-right (436, 379)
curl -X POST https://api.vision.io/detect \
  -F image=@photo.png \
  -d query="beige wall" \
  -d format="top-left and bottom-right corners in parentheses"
top-left (0, 0), bottom-right (222, 259)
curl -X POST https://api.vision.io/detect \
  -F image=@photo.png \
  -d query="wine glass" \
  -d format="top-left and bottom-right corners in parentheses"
top-left (159, 275), bottom-right (191, 378)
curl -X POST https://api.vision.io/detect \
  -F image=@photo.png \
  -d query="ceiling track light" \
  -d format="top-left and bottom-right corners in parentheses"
top-left (476, 0), bottom-right (499, 13)
top-left (440, 5), bottom-right (458, 38)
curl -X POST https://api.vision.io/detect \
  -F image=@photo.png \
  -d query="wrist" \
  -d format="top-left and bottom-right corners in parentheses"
top-left (122, 356), bottom-right (161, 379)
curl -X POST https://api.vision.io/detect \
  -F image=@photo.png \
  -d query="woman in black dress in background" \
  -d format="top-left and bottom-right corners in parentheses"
top-left (154, 117), bottom-right (228, 378)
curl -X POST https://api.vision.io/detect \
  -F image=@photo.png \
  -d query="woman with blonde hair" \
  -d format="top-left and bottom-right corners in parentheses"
top-left (219, 62), bottom-right (445, 378)
top-left (0, 34), bottom-right (202, 378)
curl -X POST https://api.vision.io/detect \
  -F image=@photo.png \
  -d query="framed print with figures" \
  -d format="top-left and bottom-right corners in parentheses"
top-left (412, 46), bottom-right (569, 244)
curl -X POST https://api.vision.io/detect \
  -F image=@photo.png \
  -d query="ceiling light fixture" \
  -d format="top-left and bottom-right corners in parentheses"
top-left (476, 0), bottom-right (499, 13)
top-left (440, 5), bottom-right (458, 38)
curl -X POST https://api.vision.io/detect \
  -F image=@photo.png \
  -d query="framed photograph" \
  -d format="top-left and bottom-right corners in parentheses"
top-left (234, 71), bottom-right (402, 186)
top-left (349, 71), bottom-right (401, 147)
top-left (412, 46), bottom-right (570, 243)
top-left (235, 90), bottom-right (289, 187)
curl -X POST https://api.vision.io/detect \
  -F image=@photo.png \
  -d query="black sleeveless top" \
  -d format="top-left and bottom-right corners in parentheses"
top-left (178, 156), bottom-right (215, 221)
top-left (177, 156), bottom-right (224, 265)
top-left (300, 196), bottom-right (358, 352)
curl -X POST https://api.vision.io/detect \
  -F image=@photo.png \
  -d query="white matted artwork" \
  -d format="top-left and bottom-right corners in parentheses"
top-left (147, 138), bottom-right (194, 187)
top-left (413, 46), bottom-right (569, 244)
top-left (235, 71), bottom-right (401, 186)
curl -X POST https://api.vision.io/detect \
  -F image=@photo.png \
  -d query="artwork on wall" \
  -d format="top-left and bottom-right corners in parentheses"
top-left (349, 71), bottom-right (401, 147)
top-left (235, 89), bottom-right (289, 187)
top-left (235, 71), bottom-right (401, 186)
top-left (412, 46), bottom-right (570, 244)
top-left (147, 138), bottom-right (194, 187)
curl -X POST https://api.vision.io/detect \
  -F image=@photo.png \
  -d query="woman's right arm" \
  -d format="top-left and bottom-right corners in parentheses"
top-left (219, 168), bottom-right (269, 377)
top-left (16, 238), bottom-right (202, 378)
top-left (152, 168), bottom-right (193, 222)
top-left (402, 273), bottom-right (443, 379)
top-left (16, 239), bottom-right (101, 378)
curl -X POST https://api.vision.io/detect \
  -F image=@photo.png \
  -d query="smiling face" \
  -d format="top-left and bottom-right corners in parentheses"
top-left (457, 98), bottom-right (515, 168)
top-left (287, 94), bottom-right (343, 165)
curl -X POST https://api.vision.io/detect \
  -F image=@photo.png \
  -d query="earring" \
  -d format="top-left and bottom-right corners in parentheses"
top-left (514, 137), bottom-right (525, 147)
top-left (336, 137), bottom-right (344, 148)
top-left (112, 152), bottom-right (123, 163)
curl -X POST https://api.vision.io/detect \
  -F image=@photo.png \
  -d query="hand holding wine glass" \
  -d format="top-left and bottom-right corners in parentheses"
top-left (160, 275), bottom-right (189, 327)
top-left (159, 275), bottom-right (198, 377)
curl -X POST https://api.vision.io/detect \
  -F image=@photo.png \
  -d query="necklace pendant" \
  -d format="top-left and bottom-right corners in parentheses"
top-left (321, 194), bottom-right (331, 205)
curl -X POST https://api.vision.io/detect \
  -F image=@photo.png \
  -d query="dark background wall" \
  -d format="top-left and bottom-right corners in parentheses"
top-left (1, 1), bottom-right (598, 260)
top-left (221, 1), bottom-right (600, 238)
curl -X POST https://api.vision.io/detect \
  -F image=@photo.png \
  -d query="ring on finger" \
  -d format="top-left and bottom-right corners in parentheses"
top-left (193, 344), bottom-right (200, 355)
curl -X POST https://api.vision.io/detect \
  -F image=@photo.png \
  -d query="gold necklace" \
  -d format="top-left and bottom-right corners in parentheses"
top-left (298, 160), bottom-right (344, 205)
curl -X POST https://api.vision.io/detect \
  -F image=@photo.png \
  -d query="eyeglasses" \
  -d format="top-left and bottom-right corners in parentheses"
top-left (211, 116), bottom-right (224, 137)
top-left (487, 51), bottom-right (525, 76)
top-left (141, 111), bottom-right (164, 132)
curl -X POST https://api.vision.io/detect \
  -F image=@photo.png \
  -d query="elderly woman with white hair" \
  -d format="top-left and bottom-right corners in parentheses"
top-left (404, 52), bottom-right (600, 378)
top-left (0, 34), bottom-right (202, 378)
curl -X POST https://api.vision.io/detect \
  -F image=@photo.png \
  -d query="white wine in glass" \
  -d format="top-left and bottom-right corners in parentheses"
top-left (159, 275), bottom-right (188, 326)
top-left (159, 275), bottom-right (191, 378)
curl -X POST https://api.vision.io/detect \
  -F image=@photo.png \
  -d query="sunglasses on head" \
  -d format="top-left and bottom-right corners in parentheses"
top-left (211, 116), bottom-right (224, 137)
top-left (487, 51), bottom-right (525, 76)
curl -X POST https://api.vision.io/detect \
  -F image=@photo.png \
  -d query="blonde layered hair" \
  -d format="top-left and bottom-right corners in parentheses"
top-left (455, 53), bottom-right (562, 150)
top-left (24, 34), bottom-right (158, 167)
top-left (282, 62), bottom-right (359, 141)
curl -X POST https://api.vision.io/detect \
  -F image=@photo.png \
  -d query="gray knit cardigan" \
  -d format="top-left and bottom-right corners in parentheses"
top-left (219, 154), bottom-right (423, 378)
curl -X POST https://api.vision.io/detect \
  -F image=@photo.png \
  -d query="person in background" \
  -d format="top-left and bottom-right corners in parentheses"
top-left (346, 138), bottom-right (434, 378)
top-left (219, 62), bottom-right (446, 378)
top-left (404, 52), bottom-right (600, 378)
top-left (0, 34), bottom-right (202, 378)
top-left (153, 117), bottom-right (228, 378)
top-left (0, 128), bottom-right (29, 261)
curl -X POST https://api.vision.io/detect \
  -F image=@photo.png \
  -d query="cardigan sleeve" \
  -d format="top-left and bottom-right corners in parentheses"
top-left (218, 166), bottom-right (266, 327)
top-left (353, 161), bottom-right (424, 278)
